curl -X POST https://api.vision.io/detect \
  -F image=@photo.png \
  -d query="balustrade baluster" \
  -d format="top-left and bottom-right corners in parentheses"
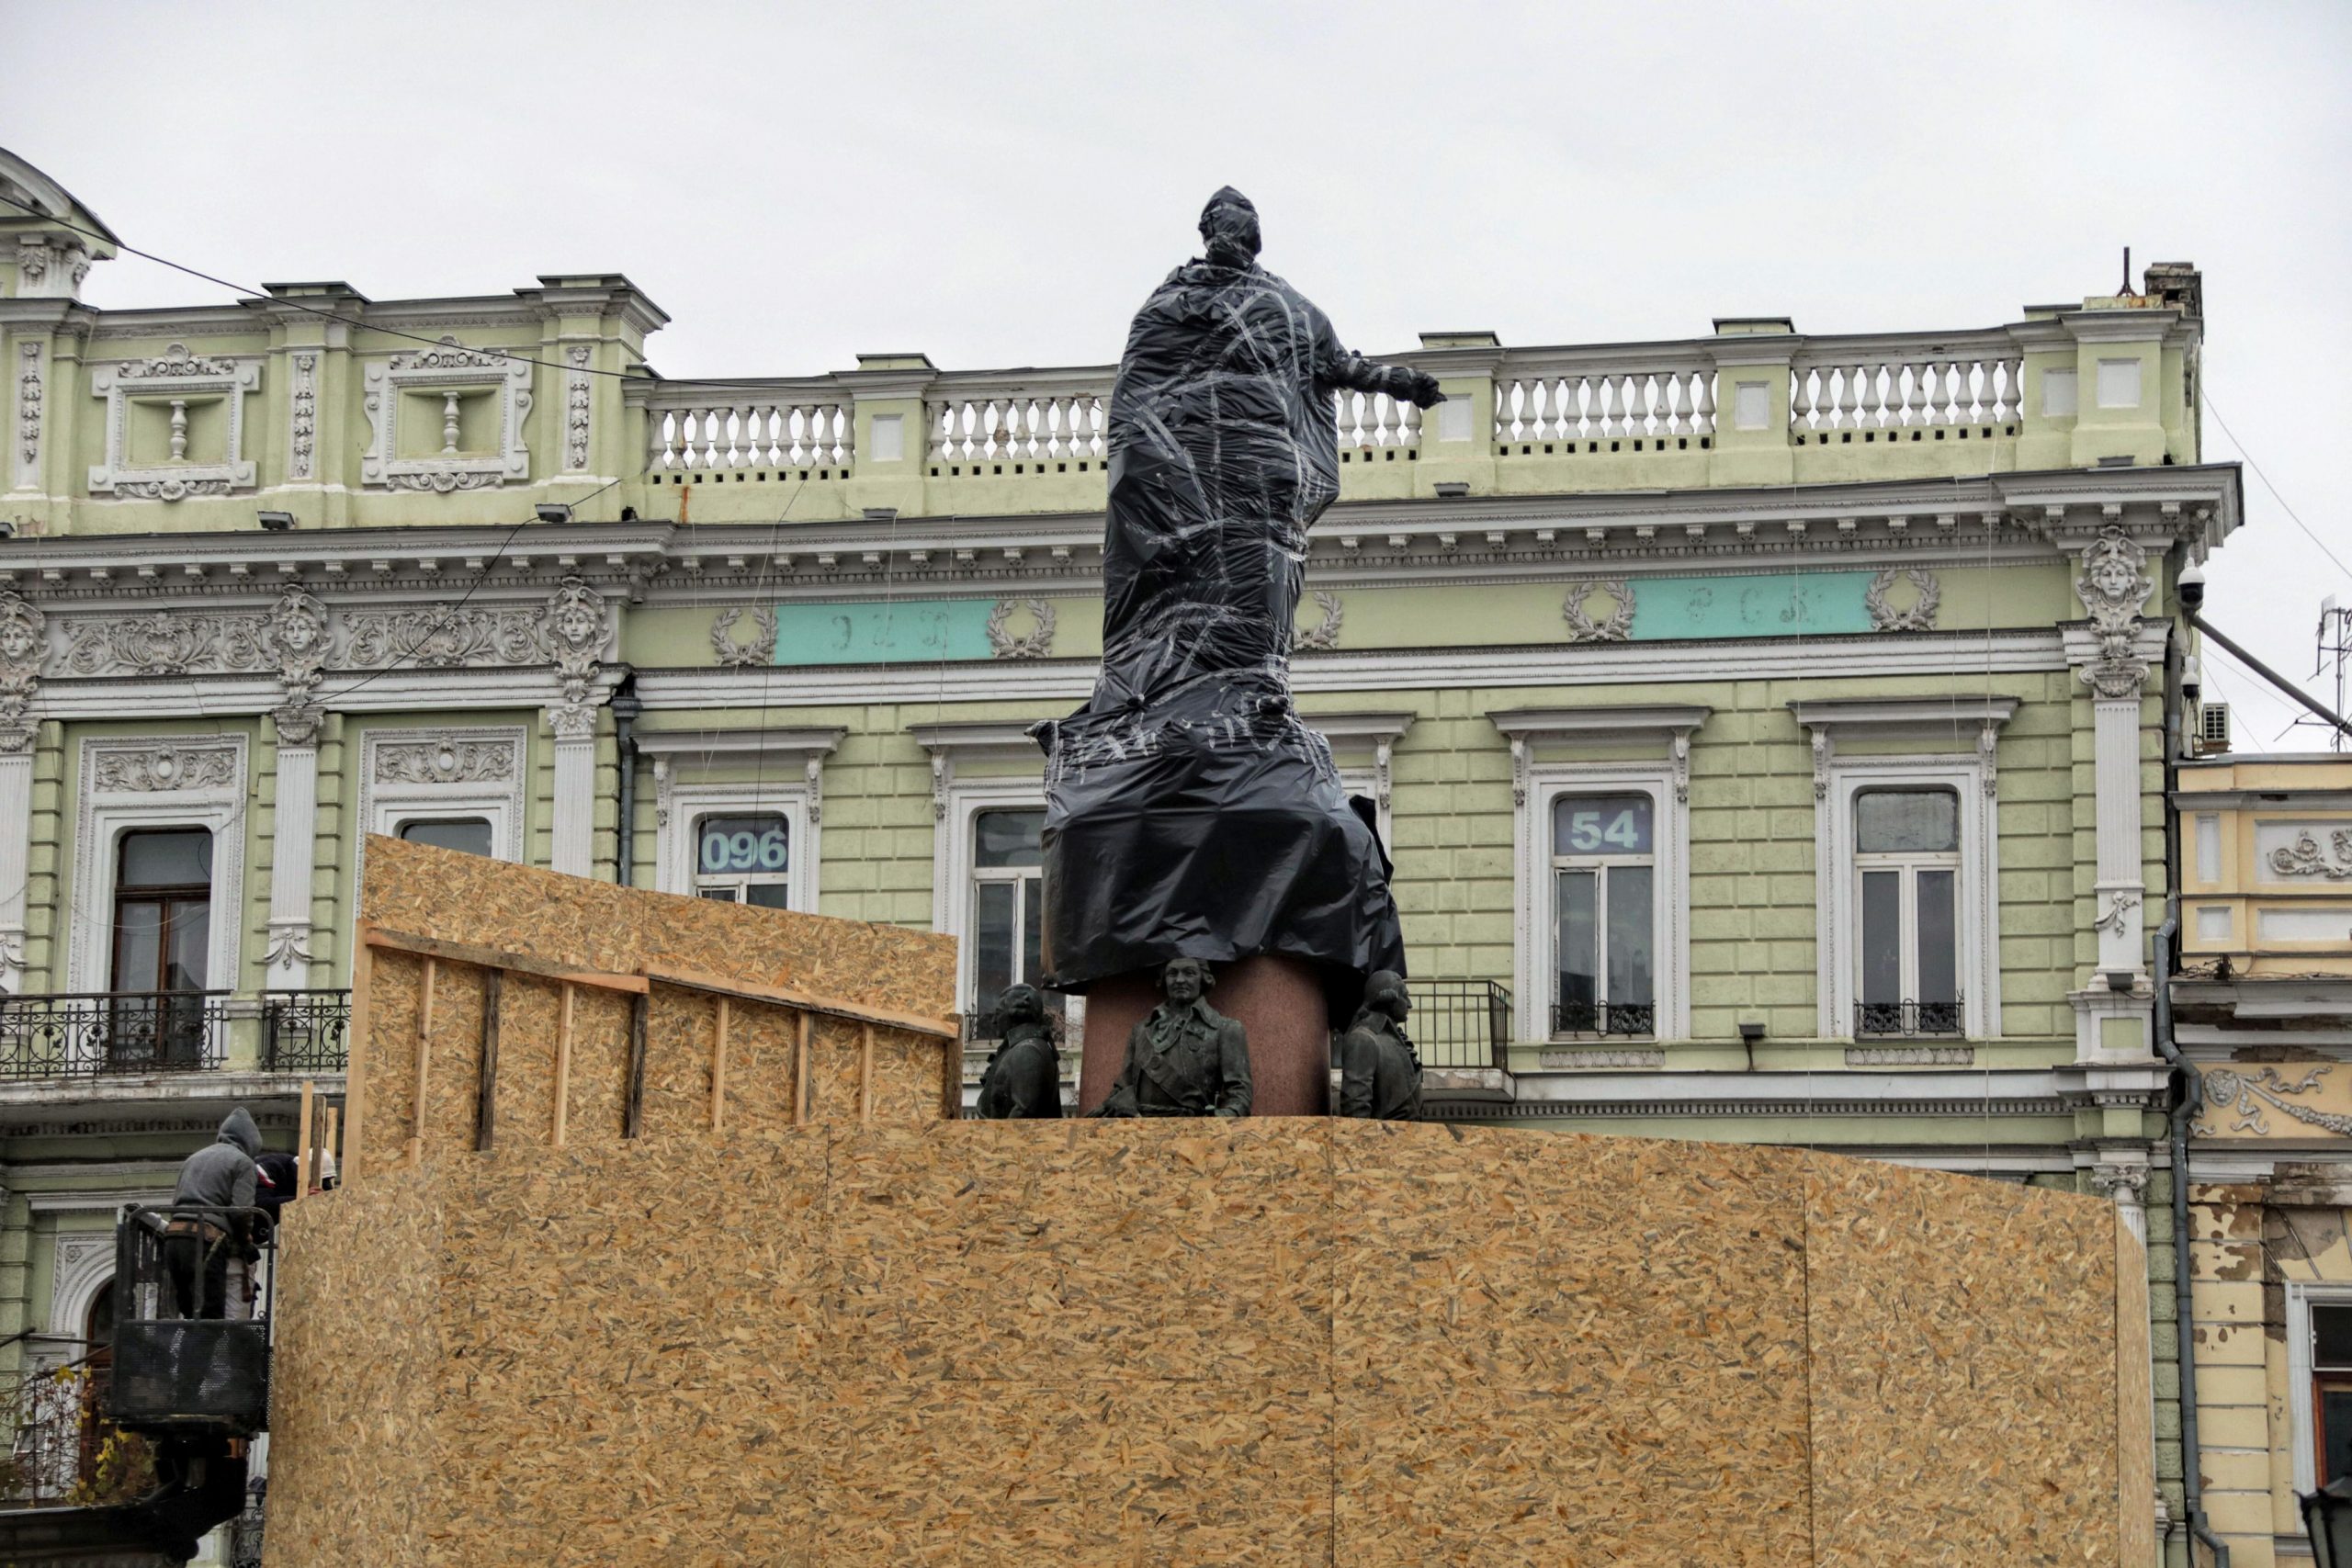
top-left (1374, 392), bottom-right (1397, 448)
top-left (751, 404), bottom-right (775, 467)
top-left (1903, 363), bottom-right (1929, 427)
top-left (699, 410), bottom-right (723, 469)
top-left (1832, 367), bottom-right (1857, 431)
top-left (1599, 375), bottom-right (1622, 437)
top-left (1792, 368), bottom-right (1815, 432)
top-left (665, 412), bottom-right (687, 470)
top-left (1668, 372), bottom-right (1690, 435)
top-left (1402, 395), bottom-right (1422, 448)
top-left (1942, 362), bottom-right (1963, 425)
top-left (1693, 371), bottom-right (1715, 434)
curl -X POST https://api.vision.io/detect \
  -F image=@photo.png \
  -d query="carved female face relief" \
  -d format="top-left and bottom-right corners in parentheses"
top-left (0, 600), bottom-right (41, 664)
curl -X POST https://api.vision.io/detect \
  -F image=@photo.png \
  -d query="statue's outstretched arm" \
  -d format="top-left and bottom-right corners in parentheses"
top-left (1324, 350), bottom-right (1445, 409)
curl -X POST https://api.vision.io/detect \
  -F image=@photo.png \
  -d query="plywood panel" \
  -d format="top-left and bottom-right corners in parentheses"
top-left (263, 1168), bottom-right (440, 1568)
top-left (1805, 1156), bottom-right (2120, 1567)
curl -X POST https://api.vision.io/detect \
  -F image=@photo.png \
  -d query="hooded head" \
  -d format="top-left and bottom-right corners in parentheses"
top-left (1198, 186), bottom-right (1261, 269)
top-left (216, 1106), bottom-right (261, 1158)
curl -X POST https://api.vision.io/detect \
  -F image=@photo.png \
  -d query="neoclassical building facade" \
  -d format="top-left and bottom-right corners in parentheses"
top-left (0, 149), bottom-right (2253, 1558)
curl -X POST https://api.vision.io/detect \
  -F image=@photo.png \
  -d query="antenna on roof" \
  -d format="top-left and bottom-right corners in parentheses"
top-left (2121, 246), bottom-right (2132, 295)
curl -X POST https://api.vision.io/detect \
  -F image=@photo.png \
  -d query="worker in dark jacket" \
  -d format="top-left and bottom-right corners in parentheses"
top-left (166, 1107), bottom-right (261, 1319)
top-left (975, 985), bottom-right (1064, 1120)
top-left (1339, 970), bottom-right (1422, 1122)
top-left (1091, 958), bottom-right (1252, 1119)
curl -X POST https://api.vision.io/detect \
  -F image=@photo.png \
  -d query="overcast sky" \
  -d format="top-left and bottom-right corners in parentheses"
top-left (4, 0), bottom-right (2347, 745)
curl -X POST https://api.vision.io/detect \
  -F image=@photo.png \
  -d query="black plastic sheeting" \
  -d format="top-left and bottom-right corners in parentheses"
top-left (1035, 189), bottom-right (1442, 1017)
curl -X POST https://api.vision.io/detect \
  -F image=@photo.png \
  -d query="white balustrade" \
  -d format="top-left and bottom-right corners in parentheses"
top-left (647, 400), bottom-right (851, 471)
top-left (1493, 366), bottom-right (1715, 444)
top-left (1787, 354), bottom-right (2023, 434)
top-left (1334, 387), bottom-right (1423, 450)
top-left (929, 388), bottom-right (1106, 464)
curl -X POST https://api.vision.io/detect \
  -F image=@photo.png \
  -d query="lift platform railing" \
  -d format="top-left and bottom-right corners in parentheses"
top-left (108, 1205), bottom-right (273, 1439)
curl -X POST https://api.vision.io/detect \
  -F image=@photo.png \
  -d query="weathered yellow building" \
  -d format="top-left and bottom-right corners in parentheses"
top-left (2173, 754), bottom-right (2352, 1563)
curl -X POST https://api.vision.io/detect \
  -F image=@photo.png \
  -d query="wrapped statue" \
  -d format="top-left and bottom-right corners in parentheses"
top-left (1090, 959), bottom-right (1251, 1119)
top-left (973, 984), bottom-right (1063, 1120)
top-left (1338, 970), bottom-right (1422, 1122)
top-left (1035, 188), bottom-right (1434, 1021)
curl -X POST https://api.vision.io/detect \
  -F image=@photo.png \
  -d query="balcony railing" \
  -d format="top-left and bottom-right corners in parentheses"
top-left (1405, 979), bottom-right (1513, 1072)
top-left (1855, 998), bottom-right (1964, 1038)
top-left (1550, 1000), bottom-right (1656, 1039)
top-left (261, 989), bottom-right (352, 1073)
top-left (0, 992), bottom-right (229, 1078)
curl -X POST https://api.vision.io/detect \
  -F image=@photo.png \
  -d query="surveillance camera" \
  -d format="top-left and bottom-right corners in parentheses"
top-left (2177, 562), bottom-right (2205, 612)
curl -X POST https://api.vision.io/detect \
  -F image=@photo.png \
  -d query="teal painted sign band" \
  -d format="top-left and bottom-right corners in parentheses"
top-left (772, 599), bottom-right (998, 664)
top-left (1626, 571), bottom-right (1878, 639)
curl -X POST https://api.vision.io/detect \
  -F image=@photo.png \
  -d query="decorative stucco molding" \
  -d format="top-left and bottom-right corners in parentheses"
top-left (985, 598), bottom-right (1056, 659)
top-left (359, 336), bottom-right (533, 492)
top-left (373, 738), bottom-right (516, 785)
top-left (1864, 567), bottom-right (1939, 632)
top-left (288, 352), bottom-right (318, 480)
top-left (563, 345), bottom-right (593, 471)
top-left (343, 605), bottom-right (541, 670)
top-left (86, 344), bottom-right (261, 500)
top-left (16, 340), bottom-right (43, 487)
top-left (2195, 1066), bottom-right (2352, 1138)
top-left (1294, 590), bottom-right (1343, 651)
top-left (1848, 1045), bottom-right (1975, 1066)
top-left (89, 744), bottom-right (238, 793)
top-left (2270, 829), bottom-right (2352, 881)
top-left (1562, 578), bottom-right (1634, 642)
top-left (0, 591), bottom-right (43, 748)
top-left (709, 605), bottom-right (776, 668)
top-left (2074, 525), bottom-right (2155, 698)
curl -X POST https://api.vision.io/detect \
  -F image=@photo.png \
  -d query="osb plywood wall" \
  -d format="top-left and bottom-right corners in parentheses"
top-left (345, 835), bottom-right (960, 1176)
top-left (266, 1122), bottom-right (2148, 1568)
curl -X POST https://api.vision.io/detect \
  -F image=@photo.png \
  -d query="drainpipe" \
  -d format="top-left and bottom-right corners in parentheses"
top-left (609, 670), bottom-right (641, 887)
top-left (2153, 897), bottom-right (2227, 1567)
top-left (2163, 568), bottom-right (2229, 1565)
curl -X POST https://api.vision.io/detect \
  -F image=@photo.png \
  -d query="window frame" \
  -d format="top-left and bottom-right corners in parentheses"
top-left (393, 815), bottom-right (497, 859)
top-left (1815, 756), bottom-right (2000, 1041)
top-left (933, 774), bottom-right (1054, 1019)
top-left (1547, 794), bottom-right (1659, 1039)
top-left (108, 828), bottom-right (215, 995)
top-left (685, 810), bottom-right (795, 908)
top-left (966, 805), bottom-right (1052, 1024)
top-left (71, 737), bottom-right (248, 998)
top-left (1515, 766), bottom-right (1687, 1045)
top-left (655, 784), bottom-right (815, 913)
top-left (1851, 788), bottom-right (1964, 1035)
top-left (2290, 1283), bottom-right (2352, 1496)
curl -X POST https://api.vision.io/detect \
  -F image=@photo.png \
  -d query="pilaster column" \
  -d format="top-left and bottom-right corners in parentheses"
top-left (0, 739), bottom-right (32, 994)
top-left (2072, 523), bottom-right (2158, 982)
top-left (2089, 1158), bottom-right (2151, 1245)
top-left (548, 705), bottom-right (597, 877)
top-left (0, 592), bottom-right (45, 993)
top-left (265, 705), bottom-right (322, 988)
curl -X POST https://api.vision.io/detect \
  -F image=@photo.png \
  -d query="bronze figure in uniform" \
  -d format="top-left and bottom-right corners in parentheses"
top-left (1338, 969), bottom-right (1421, 1122)
top-left (1091, 958), bottom-right (1252, 1119)
top-left (974, 983), bottom-right (1063, 1120)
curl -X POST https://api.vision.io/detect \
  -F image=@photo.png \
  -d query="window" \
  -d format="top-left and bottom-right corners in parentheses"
top-left (969, 808), bottom-right (1062, 1028)
top-left (691, 813), bottom-right (791, 909)
top-left (111, 829), bottom-right (211, 995)
top-left (2318, 1303), bottom-right (2352, 1489)
top-left (397, 817), bottom-right (493, 858)
top-left (1854, 788), bottom-right (1961, 1035)
top-left (1550, 795), bottom-right (1654, 1037)
top-left (108, 829), bottom-right (214, 1069)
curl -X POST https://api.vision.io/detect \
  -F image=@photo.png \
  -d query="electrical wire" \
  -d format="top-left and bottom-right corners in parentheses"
top-left (2201, 388), bottom-right (2352, 587)
top-left (9, 474), bottom-right (627, 959)
top-left (0, 191), bottom-right (741, 389)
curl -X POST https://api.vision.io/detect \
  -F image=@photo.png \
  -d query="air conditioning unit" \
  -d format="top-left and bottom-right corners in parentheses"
top-left (2199, 702), bottom-right (2231, 752)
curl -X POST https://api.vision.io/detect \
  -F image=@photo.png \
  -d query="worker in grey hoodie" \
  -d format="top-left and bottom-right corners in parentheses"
top-left (165, 1107), bottom-right (261, 1319)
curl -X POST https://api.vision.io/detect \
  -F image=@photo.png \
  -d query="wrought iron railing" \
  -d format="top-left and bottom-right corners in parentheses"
top-left (1404, 979), bottom-right (1513, 1071)
top-left (0, 991), bottom-right (229, 1078)
top-left (1854, 998), bottom-right (1964, 1037)
top-left (0, 1361), bottom-right (148, 1507)
top-left (1550, 999), bottom-right (1656, 1039)
top-left (260, 989), bottom-right (352, 1072)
